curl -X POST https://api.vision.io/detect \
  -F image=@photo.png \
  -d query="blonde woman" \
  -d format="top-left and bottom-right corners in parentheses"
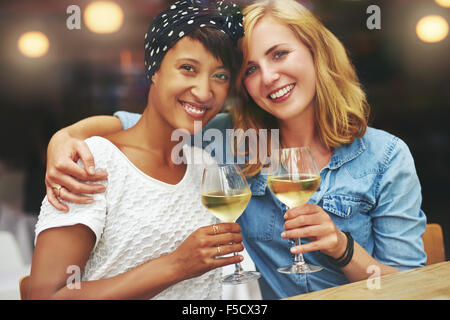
top-left (44, 0), bottom-right (426, 299)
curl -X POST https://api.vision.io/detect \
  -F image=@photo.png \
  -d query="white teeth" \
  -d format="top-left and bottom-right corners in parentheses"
top-left (184, 103), bottom-right (206, 115)
top-left (269, 84), bottom-right (294, 100)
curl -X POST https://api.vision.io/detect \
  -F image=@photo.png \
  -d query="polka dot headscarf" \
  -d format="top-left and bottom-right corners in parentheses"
top-left (144, 0), bottom-right (244, 84)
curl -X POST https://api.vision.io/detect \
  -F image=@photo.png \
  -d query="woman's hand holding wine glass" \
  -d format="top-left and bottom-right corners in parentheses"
top-left (201, 164), bottom-right (261, 284)
top-left (267, 147), bottom-right (324, 274)
top-left (281, 203), bottom-right (348, 260)
top-left (169, 222), bottom-right (245, 281)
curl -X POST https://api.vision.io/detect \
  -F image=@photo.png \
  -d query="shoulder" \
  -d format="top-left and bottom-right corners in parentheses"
top-left (339, 127), bottom-right (414, 177)
top-left (84, 136), bottom-right (114, 158)
top-left (361, 127), bottom-right (412, 169)
top-left (83, 136), bottom-right (125, 172)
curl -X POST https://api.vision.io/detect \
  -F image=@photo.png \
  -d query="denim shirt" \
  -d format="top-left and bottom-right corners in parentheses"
top-left (115, 111), bottom-right (427, 299)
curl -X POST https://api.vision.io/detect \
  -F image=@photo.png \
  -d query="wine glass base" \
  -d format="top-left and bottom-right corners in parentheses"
top-left (277, 263), bottom-right (323, 274)
top-left (222, 271), bottom-right (261, 285)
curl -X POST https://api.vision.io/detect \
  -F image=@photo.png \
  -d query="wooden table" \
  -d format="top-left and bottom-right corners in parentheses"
top-left (286, 261), bottom-right (450, 300)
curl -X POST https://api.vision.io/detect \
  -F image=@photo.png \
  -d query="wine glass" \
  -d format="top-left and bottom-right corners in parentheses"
top-left (201, 164), bottom-right (261, 285)
top-left (267, 147), bottom-right (323, 274)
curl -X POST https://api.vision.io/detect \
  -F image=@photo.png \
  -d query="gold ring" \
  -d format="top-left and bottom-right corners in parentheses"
top-left (212, 224), bottom-right (219, 235)
top-left (52, 185), bottom-right (62, 197)
top-left (216, 245), bottom-right (221, 256)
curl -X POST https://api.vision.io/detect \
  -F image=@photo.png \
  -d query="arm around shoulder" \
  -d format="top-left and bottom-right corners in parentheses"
top-left (45, 115), bottom-right (121, 210)
top-left (63, 115), bottom-right (123, 140)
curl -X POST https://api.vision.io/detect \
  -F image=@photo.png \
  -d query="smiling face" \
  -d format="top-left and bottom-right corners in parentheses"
top-left (243, 15), bottom-right (317, 123)
top-left (150, 36), bottom-right (231, 134)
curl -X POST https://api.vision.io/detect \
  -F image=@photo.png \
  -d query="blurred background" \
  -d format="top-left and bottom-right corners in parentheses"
top-left (0, 0), bottom-right (448, 297)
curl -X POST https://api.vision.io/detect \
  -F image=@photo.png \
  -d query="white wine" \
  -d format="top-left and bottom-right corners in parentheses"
top-left (201, 191), bottom-right (251, 222)
top-left (267, 174), bottom-right (321, 208)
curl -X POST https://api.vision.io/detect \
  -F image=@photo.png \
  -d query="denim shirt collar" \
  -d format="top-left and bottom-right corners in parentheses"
top-left (325, 135), bottom-right (366, 170)
top-left (247, 136), bottom-right (367, 196)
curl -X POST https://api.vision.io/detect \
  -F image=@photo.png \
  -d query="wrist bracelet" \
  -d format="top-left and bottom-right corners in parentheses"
top-left (327, 231), bottom-right (354, 268)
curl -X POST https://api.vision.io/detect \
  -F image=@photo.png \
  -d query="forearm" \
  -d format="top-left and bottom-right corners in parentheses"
top-left (60, 115), bottom-right (122, 140)
top-left (340, 240), bottom-right (399, 282)
top-left (34, 254), bottom-right (180, 300)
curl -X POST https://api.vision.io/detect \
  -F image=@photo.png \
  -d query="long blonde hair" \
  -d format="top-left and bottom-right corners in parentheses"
top-left (233, 0), bottom-right (369, 177)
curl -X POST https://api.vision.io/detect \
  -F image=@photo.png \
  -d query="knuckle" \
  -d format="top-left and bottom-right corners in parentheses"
top-left (71, 185), bottom-right (82, 193)
top-left (199, 226), bottom-right (209, 234)
top-left (198, 238), bottom-right (208, 248)
top-left (234, 233), bottom-right (243, 243)
top-left (77, 171), bottom-right (88, 180)
top-left (227, 233), bottom-right (238, 243)
top-left (326, 224), bottom-right (335, 234)
top-left (222, 223), bottom-right (232, 232)
top-left (199, 248), bottom-right (209, 258)
top-left (75, 140), bottom-right (85, 149)
top-left (329, 235), bottom-right (338, 247)
top-left (47, 167), bottom-right (58, 178)
top-left (85, 157), bottom-right (94, 165)
top-left (54, 160), bottom-right (66, 170)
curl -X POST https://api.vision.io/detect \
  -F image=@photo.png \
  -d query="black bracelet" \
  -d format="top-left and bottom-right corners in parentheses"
top-left (326, 232), bottom-right (354, 268)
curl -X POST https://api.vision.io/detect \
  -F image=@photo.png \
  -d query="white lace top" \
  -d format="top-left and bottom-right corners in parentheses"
top-left (35, 136), bottom-right (221, 300)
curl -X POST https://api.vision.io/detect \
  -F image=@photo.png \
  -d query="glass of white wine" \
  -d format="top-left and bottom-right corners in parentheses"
top-left (201, 164), bottom-right (261, 285)
top-left (267, 147), bottom-right (323, 274)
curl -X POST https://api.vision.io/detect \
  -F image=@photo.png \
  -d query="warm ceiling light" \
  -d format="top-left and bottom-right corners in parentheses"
top-left (416, 15), bottom-right (448, 43)
top-left (17, 31), bottom-right (49, 58)
top-left (435, 0), bottom-right (450, 8)
top-left (84, 1), bottom-right (124, 34)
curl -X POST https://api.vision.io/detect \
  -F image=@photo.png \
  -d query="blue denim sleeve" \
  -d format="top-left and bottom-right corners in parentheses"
top-left (113, 111), bottom-right (142, 130)
top-left (371, 137), bottom-right (427, 270)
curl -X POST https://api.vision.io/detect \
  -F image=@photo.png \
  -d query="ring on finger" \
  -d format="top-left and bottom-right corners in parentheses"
top-left (212, 224), bottom-right (219, 235)
top-left (216, 245), bottom-right (221, 256)
top-left (52, 185), bottom-right (63, 197)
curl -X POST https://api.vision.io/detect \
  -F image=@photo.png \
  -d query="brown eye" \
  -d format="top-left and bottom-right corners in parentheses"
top-left (180, 64), bottom-right (195, 72)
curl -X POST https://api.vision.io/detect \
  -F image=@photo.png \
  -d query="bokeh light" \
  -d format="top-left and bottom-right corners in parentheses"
top-left (17, 31), bottom-right (49, 58)
top-left (84, 1), bottom-right (124, 34)
top-left (416, 15), bottom-right (449, 43)
top-left (435, 0), bottom-right (450, 8)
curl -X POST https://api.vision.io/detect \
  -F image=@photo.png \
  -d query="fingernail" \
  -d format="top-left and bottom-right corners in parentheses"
top-left (291, 246), bottom-right (299, 254)
top-left (239, 255), bottom-right (244, 261)
top-left (85, 199), bottom-right (94, 204)
top-left (88, 166), bottom-right (95, 175)
top-left (281, 232), bottom-right (286, 238)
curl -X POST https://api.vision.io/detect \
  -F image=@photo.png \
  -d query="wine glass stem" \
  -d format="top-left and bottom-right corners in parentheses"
top-left (294, 238), bottom-right (306, 265)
